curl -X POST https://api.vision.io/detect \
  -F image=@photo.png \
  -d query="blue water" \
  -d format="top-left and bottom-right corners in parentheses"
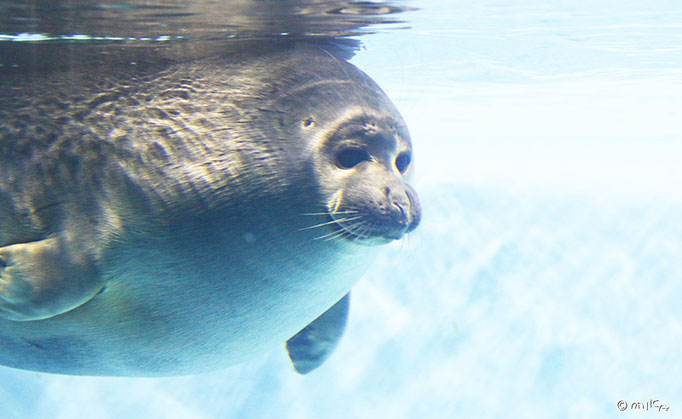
top-left (2, 0), bottom-right (682, 418)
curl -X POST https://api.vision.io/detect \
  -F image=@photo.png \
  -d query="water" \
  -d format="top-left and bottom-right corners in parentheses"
top-left (2, 0), bottom-right (682, 417)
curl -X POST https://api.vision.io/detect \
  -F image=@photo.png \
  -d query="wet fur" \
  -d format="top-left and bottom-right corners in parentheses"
top-left (0, 43), bottom-right (415, 375)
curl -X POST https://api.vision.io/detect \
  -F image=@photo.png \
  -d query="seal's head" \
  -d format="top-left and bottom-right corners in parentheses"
top-left (266, 47), bottom-right (421, 245)
top-left (314, 111), bottom-right (420, 244)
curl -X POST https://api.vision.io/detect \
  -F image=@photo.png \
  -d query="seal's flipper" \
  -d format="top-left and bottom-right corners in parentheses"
top-left (286, 292), bottom-right (350, 374)
top-left (0, 237), bottom-right (102, 321)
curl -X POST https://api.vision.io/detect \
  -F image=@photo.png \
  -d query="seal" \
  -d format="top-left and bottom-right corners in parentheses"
top-left (0, 42), bottom-right (420, 376)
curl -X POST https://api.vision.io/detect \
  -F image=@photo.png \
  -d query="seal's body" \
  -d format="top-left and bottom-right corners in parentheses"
top-left (0, 44), bottom-right (420, 376)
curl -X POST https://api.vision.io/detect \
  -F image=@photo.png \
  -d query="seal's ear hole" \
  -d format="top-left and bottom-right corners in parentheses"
top-left (336, 148), bottom-right (371, 169)
top-left (302, 118), bottom-right (314, 128)
top-left (395, 152), bottom-right (411, 173)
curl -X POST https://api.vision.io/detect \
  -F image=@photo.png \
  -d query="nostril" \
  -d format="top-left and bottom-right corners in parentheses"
top-left (392, 201), bottom-right (407, 224)
top-left (384, 186), bottom-right (391, 197)
top-left (393, 201), bottom-right (404, 215)
top-left (405, 190), bottom-right (413, 206)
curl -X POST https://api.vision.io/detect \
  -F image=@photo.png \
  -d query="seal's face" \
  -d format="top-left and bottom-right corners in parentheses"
top-left (256, 48), bottom-right (421, 245)
top-left (312, 110), bottom-right (421, 245)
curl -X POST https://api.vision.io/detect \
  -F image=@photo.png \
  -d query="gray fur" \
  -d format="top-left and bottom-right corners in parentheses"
top-left (0, 43), bottom-right (420, 376)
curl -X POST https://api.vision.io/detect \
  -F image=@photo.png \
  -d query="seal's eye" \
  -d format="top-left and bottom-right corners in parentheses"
top-left (395, 152), bottom-right (411, 173)
top-left (336, 148), bottom-right (371, 169)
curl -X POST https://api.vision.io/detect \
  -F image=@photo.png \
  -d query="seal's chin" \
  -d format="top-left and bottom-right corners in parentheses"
top-left (328, 214), bottom-right (406, 246)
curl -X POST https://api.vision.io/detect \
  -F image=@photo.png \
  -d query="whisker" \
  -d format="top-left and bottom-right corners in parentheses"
top-left (354, 225), bottom-right (372, 242)
top-left (326, 230), bottom-right (353, 242)
top-left (343, 220), bottom-right (365, 234)
top-left (319, 228), bottom-right (350, 242)
top-left (402, 232), bottom-right (411, 250)
top-left (302, 210), bottom-right (359, 216)
top-left (298, 216), bottom-right (362, 231)
top-left (309, 216), bottom-right (376, 243)
top-left (342, 221), bottom-right (371, 242)
top-left (314, 228), bottom-right (348, 241)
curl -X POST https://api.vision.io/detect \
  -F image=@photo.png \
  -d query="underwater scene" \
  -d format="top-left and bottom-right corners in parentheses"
top-left (1, 0), bottom-right (682, 417)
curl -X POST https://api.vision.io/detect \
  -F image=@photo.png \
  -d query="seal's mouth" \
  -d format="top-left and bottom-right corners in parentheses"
top-left (306, 186), bottom-right (420, 245)
top-left (301, 211), bottom-right (395, 245)
top-left (327, 212), bottom-right (406, 246)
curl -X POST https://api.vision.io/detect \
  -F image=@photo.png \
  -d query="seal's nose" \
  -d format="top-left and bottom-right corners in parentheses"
top-left (384, 186), bottom-right (420, 239)
top-left (386, 188), bottom-right (410, 225)
top-left (392, 200), bottom-right (407, 223)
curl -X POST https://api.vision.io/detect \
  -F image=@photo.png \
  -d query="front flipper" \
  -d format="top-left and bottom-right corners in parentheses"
top-left (0, 237), bottom-right (102, 321)
top-left (286, 292), bottom-right (350, 374)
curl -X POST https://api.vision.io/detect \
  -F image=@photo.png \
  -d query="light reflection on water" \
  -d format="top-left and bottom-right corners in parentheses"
top-left (0, 1), bottom-right (411, 42)
top-left (0, 1), bottom-right (412, 72)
